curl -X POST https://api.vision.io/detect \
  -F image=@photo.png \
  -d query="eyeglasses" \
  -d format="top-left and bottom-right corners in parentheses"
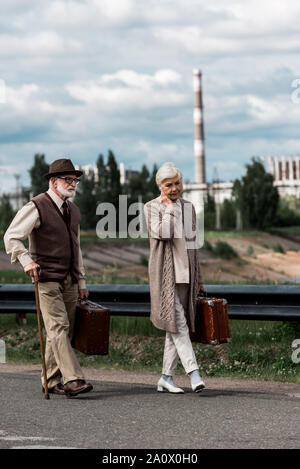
top-left (57, 176), bottom-right (81, 185)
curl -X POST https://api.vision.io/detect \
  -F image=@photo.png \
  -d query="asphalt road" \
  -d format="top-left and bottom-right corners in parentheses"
top-left (0, 369), bottom-right (300, 450)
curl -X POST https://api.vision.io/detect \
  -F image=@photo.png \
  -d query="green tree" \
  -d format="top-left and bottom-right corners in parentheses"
top-left (221, 199), bottom-right (236, 230)
top-left (126, 163), bottom-right (160, 204)
top-left (106, 150), bottom-right (121, 206)
top-left (74, 169), bottom-right (97, 230)
top-left (28, 154), bottom-right (49, 196)
top-left (148, 164), bottom-right (160, 200)
top-left (234, 158), bottom-right (279, 230)
top-left (0, 194), bottom-right (15, 232)
top-left (127, 164), bottom-right (150, 203)
top-left (204, 192), bottom-right (216, 230)
top-left (95, 153), bottom-right (108, 203)
top-left (275, 196), bottom-right (300, 227)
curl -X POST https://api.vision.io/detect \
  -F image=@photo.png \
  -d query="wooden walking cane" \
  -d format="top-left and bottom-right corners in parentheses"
top-left (33, 278), bottom-right (49, 400)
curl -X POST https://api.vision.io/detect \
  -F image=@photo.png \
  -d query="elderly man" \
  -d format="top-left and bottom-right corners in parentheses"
top-left (4, 158), bottom-right (93, 397)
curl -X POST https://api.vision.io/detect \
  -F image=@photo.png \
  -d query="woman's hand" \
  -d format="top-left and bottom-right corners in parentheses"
top-left (160, 191), bottom-right (173, 207)
top-left (79, 288), bottom-right (89, 301)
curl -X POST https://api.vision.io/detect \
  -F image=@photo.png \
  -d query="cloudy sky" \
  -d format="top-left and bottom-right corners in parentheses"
top-left (1, 0), bottom-right (300, 193)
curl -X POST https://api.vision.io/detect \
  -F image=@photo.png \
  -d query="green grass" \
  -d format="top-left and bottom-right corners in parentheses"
top-left (0, 270), bottom-right (32, 284)
top-left (80, 230), bottom-right (149, 246)
top-left (1, 269), bottom-right (300, 286)
top-left (1, 314), bottom-right (299, 382)
top-left (205, 226), bottom-right (300, 238)
top-left (1, 226), bottom-right (300, 382)
top-left (267, 226), bottom-right (300, 236)
top-left (2, 225), bottom-right (300, 250)
top-left (205, 230), bottom-right (262, 239)
top-left (0, 270), bottom-right (148, 285)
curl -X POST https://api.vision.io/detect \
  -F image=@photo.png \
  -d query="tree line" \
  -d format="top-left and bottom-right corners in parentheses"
top-left (1, 153), bottom-right (300, 233)
top-left (204, 157), bottom-right (300, 231)
top-left (0, 151), bottom-right (159, 231)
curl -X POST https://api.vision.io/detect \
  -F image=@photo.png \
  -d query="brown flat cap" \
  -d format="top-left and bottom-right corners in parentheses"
top-left (44, 158), bottom-right (83, 180)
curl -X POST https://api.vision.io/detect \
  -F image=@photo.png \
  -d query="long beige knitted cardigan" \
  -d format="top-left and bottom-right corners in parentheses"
top-left (144, 196), bottom-right (203, 334)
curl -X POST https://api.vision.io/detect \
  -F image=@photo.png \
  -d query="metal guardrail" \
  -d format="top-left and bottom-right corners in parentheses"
top-left (0, 284), bottom-right (300, 321)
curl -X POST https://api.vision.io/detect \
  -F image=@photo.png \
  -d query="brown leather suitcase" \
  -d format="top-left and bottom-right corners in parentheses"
top-left (190, 295), bottom-right (231, 345)
top-left (72, 300), bottom-right (110, 355)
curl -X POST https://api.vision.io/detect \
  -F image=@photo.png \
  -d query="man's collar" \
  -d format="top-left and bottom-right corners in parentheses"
top-left (47, 188), bottom-right (65, 209)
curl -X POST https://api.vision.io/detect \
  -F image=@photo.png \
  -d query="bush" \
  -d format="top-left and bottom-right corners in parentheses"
top-left (204, 193), bottom-right (216, 230)
top-left (273, 243), bottom-right (285, 254)
top-left (247, 245), bottom-right (254, 256)
top-left (214, 241), bottom-right (238, 259)
top-left (274, 321), bottom-right (300, 339)
top-left (203, 240), bottom-right (213, 251)
top-left (275, 196), bottom-right (300, 227)
top-left (140, 255), bottom-right (148, 266)
top-left (233, 159), bottom-right (279, 230)
top-left (220, 199), bottom-right (236, 230)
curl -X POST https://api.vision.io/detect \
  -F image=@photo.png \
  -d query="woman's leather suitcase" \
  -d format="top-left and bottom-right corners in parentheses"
top-left (72, 300), bottom-right (110, 355)
top-left (190, 295), bottom-right (231, 345)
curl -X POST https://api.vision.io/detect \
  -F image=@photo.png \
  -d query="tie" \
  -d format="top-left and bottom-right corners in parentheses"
top-left (62, 201), bottom-right (70, 226)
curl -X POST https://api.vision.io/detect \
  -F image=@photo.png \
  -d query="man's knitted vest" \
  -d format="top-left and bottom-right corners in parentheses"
top-left (29, 193), bottom-right (81, 283)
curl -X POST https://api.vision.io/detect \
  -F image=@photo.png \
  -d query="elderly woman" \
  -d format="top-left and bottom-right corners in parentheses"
top-left (144, 162), bottom-right (205, 393)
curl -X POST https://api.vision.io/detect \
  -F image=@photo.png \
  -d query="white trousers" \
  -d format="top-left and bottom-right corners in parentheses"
top-left (162, 283), bottom-right (199, 376)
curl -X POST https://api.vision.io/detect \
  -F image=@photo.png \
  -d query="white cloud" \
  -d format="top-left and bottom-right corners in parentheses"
top-left (101, 69), bottom-right (181, 88)
top-left (154, 26), bottom-right (300, 56)
top-left (66, 69), bottom-right (187, 110)
top-left (5, 84), bottom-right (39, 111)
top-left (0, 31), bottom-right (82, 57)
top-left (154, 27), bottom-right (241, 55)
top-left (42, 0), bottom-right (134, 28)
top-left (1, 0), bottom-right (300, 192)
top-left (137, 140), bottom-right (178, 160)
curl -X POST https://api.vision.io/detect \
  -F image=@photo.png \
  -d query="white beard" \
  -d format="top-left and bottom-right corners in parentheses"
top-left (56, 180), bottom-right (76, 199)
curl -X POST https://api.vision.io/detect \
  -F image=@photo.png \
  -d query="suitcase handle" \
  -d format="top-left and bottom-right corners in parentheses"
top-left (78, 299), bottom-right (108, 310)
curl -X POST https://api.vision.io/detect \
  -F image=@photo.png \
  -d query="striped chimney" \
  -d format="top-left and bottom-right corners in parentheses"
top-left (193, 69), bottom-right (206, 184)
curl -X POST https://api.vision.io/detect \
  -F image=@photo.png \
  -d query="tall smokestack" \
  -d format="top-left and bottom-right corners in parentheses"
top-left (193, 69), bottom-right (206, 184)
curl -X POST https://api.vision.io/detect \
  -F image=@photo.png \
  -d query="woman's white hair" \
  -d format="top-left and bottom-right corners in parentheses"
top-left (155, 162), bottom-right (183, 186)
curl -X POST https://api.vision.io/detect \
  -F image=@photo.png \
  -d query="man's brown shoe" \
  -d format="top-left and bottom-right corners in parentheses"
top-left (42, 383), bottom-right (65, 395)
top-left (64, 379), bottom-right (93, 398)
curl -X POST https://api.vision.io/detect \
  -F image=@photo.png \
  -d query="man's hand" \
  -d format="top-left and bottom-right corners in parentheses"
top-left (198, 283), bottom-right (205, 296)
top-left (79, 288), bottom-right (89, 301)
top-left (24, 262), bottom-right (40, 283)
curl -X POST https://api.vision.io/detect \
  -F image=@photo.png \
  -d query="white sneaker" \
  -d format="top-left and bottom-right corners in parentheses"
top-left (191, 378), bottom-right (205, 392)
top-left (157, 376), bottom-right (184, 394)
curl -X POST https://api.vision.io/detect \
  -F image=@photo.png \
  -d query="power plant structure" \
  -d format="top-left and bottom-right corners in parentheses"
top-left (193, 69), bottom-right (206, 185)
top-left (64, 68), bottom-right (300, 216)
top-left (182, 69), bottom-right (208, 211)
top-left (77, 69), bottom-right (300, 213)
top-left (6, 68), bottom-right (300, 219)
top-left (266, 155), bottom-right (300, 197)
top-left (182, 69), bottom-right (300, 212)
